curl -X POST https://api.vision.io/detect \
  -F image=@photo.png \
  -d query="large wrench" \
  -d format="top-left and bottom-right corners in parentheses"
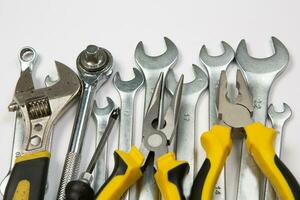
top-left (113, 68), bottom-right (144, 200)
top-left (264, 103), bottom-right (292, 200)
top-left (199, 42), bottom-right (235, 200)
top-left (166, 65), bottom-right (208, 198)
top-left (235, 37), bottom-right (289, 200)
top-left (0, 47), bottom-right (37, 195)
top-left (57, 45), bottom-right (113, 200)
top-left (134, 37), bottom-right (178, 200)
top-left (91, 97), bottom-right (116, 190)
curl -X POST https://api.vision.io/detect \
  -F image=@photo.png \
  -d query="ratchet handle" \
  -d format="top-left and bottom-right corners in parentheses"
top-left (154, 152), bottom-right (189, 200)
top-left (190, 125), bottom-right (232, 200)
top-left (3, 151), bottom-right (50, 200)
top-left (95, 146), bottom-right (144, 200)
top-left (245, 122), bottom-right (300, 200)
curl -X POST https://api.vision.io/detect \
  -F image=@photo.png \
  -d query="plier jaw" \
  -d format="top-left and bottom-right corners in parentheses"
top-left (141, 72), bottom-right (183, 161)
top-left (217, 70), bottom-right (253, 130)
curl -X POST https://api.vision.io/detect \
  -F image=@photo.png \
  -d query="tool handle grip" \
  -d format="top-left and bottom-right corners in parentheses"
top-left (154, 152), bottom-right (189, 200)
top-left (3, 151), bottom-right (50, 200)
top-left (95, 146), bottom-right (144, 200)
top-left (245, 122), bottom-right (300, 200)
top-left (190, 125), bottom-right (232, 200)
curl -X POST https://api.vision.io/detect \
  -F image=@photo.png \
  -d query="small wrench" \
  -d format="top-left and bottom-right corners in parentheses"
top-left (166, 64), bottom-right (208, 198)
top-left (57, 45), bottom-right (113, 200)
top-left (113, 68), bottom-right (144, 200)
top-left (235, 37), bottom-right (289, 200)
top-left (264, 103), bottom-right (292, 200)
top-left (199, 42), bottom-right (235, 200)
top-left (0, 47), bottom-right (37, 196)
top-left (134, 37), bottom-right (178, 200)
top-left (91, 97), bottom-right (116, 190)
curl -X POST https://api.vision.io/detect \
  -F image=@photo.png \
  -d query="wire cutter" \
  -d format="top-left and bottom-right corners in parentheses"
top-left (190, 70), bottom-right (300, 200)
top-left (96, 73), bottom-right (189, 200)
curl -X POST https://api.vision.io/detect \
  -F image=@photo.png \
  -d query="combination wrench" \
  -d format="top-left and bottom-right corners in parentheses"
top-left (57, 45), bottom-right (113, 200)
top-left (0, 47), bottom-right (37, 195)
top-left (166, 64), bottom-right (208, 198)
top-left (113, 68), bottom-right (144, 200)
top-left (199, 42), bottom-right (235, 200)
top-left (264, 103), bottom-right (292, 200)
top-left (235, 37), bottom-right (289, 200)
top-left (134, 37), bottom-right (178, 200)
top-left (91, 97), bottom-right (116, 190)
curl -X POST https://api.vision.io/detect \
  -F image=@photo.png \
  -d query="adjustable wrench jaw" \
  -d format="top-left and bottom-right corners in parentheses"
top-left (9, 61), bottom-right (81, 153)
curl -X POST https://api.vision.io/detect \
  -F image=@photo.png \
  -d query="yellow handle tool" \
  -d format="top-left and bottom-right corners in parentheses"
top-left (245, 122), bottom-right (300, 200)
top-left (3, 151), bottom-right (50, 200)
top-left (190, 125), bottom-right (232, 200)
top-left (96, 146), bottom-right (189, 200)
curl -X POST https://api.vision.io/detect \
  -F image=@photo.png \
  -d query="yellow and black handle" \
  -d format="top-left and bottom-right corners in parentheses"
top-left (244, 122), bottom-right (300, 200)
top-left (155, 152), bottom-right (189, 200)
top-left (190, 125), bottom-right (232, 200)
top-left (95, 146), bottom-right (144, 200)
top-left (3, 151), bottom-right (50, 200)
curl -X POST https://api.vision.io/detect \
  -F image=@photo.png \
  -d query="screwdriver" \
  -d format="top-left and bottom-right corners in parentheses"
top-left (65, 108), bottom-right (120, 200)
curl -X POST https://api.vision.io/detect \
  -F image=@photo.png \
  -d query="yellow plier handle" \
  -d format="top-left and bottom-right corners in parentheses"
top-left (95, 146), bottom-right (144, 200)
top-left (190, 125), bottom-right (232, 200)
top-left (96, 146), bottom-right (189, 200)
top-left (245, 122), bottom-right (300, 200)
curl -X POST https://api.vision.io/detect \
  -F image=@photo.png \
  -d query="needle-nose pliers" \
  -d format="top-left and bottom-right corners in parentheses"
top-left (96, 73), bottom-right (189, 200)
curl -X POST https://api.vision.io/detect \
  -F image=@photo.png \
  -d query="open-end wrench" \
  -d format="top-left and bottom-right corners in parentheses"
top-left (199, 42), bottom-right (235, 200)
top-left (91, 97), bottom-right (116, 190)
top-left (264, 103), bottom-right (292, 200)
top-left (0, 47), bottom-right (38, 196)
top-left (235, 37), bottom-right (289, 200)
top-left (57, 45), bottom-right (113, 200)
top-left (113, 68), bottom-right (144, 200)
top-left (134, 37), bottom-right (178, 200)
top-left (166, 64), bottom-right (208, 198)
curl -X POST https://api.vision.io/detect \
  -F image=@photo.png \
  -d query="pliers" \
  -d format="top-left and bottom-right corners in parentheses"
top-left (96, 73), bottom-right (189, 200)
top-left (190, 70), bottom-right (300, 200)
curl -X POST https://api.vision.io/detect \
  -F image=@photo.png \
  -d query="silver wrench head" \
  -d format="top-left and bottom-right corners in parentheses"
top-left (236, 37), bottom-right (289, 74)
top-left (134, 37), bottom-right (178, 71)
top-left (92, 97), bottom-right (116, 120)
top-left (113, 68), bottom-right (144, 93)
top-left (166, 64), bottom-right (208, 96)
top-left (268, 103), bottom-right (292, 126)
top-left (199, 41), bottom-right (235, 72)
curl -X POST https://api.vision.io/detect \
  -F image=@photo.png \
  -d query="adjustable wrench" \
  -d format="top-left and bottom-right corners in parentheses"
top-left (235, 37), bottom-right (289, 200)
top-left (0, 47), bottom-right (37, 196)
top-left (57, 45), bottom-right (113, 200)
top-left (92, 97), bottom-right (116, 190)
top-left (199, 42), bottom-right (234, 200)
top-left (166, 65), bottom-right (208, 198)
top-left (134, 37), bottom-right (178, 200)
top-left (264, 103), bottom-right (292, 200)
top-left (113, 68), bottom-right (144, 200)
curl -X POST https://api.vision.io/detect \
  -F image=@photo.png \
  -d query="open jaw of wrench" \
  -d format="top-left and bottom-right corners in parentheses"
top-left (264, 103), bottom-right (292, 200)
top-left (113, 67), bottom-right (144, 200)
top-left (91, 97), bottom-right (116, 191)
top-left (199, 42), bottom-right (234, 200)
top-left (0, 47), bottom-right (38, 196)
top-left (134, 37), bottom-right (178, 200)
top-left (166, 64), bottom-right (208, 198)
top-left (57, 45), bottom-right (113, 200)
top-left (235, 37), bottom-right (289, 200)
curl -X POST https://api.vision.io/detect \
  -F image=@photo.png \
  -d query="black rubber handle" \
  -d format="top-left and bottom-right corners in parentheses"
top-left (3, 152), bottom-right (50, 200)
top-left (65, 180), bottom-right (95, 200)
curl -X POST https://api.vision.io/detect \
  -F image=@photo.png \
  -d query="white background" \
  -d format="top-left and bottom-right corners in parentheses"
top-left (0, 0), bottom-right (299, 199)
